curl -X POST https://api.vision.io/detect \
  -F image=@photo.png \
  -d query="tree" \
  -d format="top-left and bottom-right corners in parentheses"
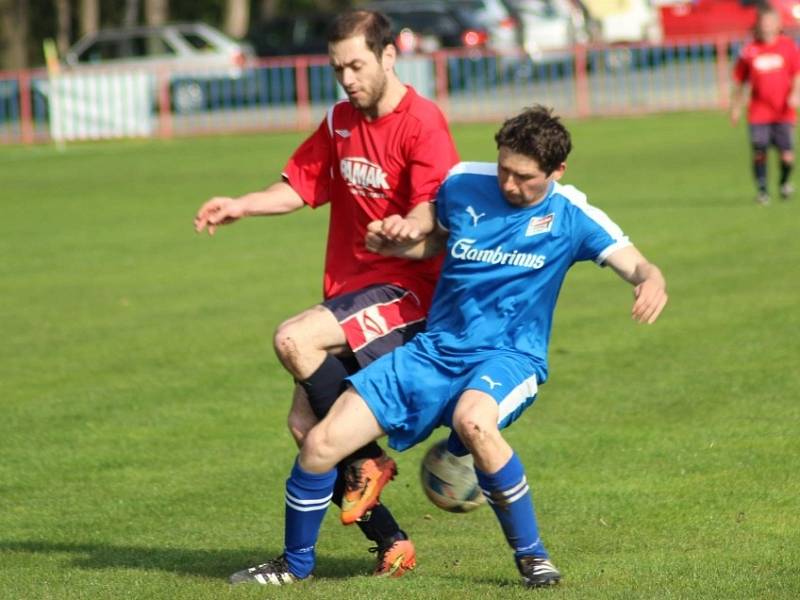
top-left (145, 0), bottom-right (168, 26)
top-left (81, 0), bottom-right (99, 36)
top-left (54, 0), bottom-right (71, 55)
top-left (0, 0), bottom-right (30, 69)
top-left (122, 0), bottom-right (139, 27)
top-left (224, 0), bottom-right (248, 39)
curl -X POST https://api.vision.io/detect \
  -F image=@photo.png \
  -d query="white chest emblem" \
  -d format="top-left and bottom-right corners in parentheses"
top-left (525, 213), bottom-right (555, 237)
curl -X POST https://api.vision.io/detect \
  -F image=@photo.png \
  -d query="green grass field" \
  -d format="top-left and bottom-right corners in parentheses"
top-left (2, 111), bottom-right (799, 600)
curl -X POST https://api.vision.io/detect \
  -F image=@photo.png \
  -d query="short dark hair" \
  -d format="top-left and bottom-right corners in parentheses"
top-left (494, 106), bottom-right (572, 175)
top-left (327, 10), bottom-right (395, 59)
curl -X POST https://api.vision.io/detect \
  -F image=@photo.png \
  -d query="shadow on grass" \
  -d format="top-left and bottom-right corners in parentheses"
top-left (0, 540), bottom-right (368, 581)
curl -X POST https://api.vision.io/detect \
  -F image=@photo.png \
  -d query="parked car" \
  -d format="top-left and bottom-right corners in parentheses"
top-left (246, 13), bottom-right (332, 57)
top-left (369, 1), bottom-right (492, 53)
top-left (659, 0), bottom-right (800, 40)
top-left (507, 0), bottom-right (590, 62)
top-left (63, 22), bottom-right (255, 113)
top-left (442, 0), bottom-right (525, 54)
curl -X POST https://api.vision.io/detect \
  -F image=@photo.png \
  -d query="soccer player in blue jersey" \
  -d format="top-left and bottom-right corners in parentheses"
top-left (234, 106), bottom-right (668, 587)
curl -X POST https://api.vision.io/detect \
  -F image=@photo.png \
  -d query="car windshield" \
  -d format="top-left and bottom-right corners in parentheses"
top-left (180, 32), bottom-right (218, 52)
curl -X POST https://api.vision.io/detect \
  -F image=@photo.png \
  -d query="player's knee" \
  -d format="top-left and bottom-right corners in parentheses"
top-left (452, 413), bottom-right (498, 451)
top-left (753, 147), bottom-right (768, 163)
top-left (300, 425), bottom-right (339, 471)
top-left (273, 321), bottom-right (305, 365)
top-left (287, 408), bottom-right (314, 447)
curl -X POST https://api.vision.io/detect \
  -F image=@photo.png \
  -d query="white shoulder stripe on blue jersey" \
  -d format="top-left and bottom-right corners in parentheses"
top-left (555, 182), bottom-right (632, 264)
top-left (446, 161), bottom-right (497, 178)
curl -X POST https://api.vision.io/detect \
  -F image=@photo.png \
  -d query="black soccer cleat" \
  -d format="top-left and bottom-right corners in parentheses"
top-left (516, 555), bottom-right (561, 588)
top-left (228, 554), bottom-right (307, 585)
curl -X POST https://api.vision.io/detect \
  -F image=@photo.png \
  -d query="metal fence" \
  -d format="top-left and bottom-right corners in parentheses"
top-left (0, 36), bottom-right (739, 145)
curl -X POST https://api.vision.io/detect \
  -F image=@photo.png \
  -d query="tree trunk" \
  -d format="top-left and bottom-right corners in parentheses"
top-left (123, 0), bottom-right (139, 27)
top-left (0, 0), bottom-right (29, 69)
top-left (224, 0), bottom-right (249, 39)
top-left (80, 0), bottom-right (99, 36)
top-left (145, 0), bottom-right (168, 27)
top-left (258, 0), bottom-right (279, 20)
top-left (54, 0), bottom-right (71, 56)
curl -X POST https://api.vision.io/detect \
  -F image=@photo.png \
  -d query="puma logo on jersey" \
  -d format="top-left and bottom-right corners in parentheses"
top-left (340, 157), bottom-right (390, 191)
top-left (466, 205), bottom-right (486, 226)
top-left (335, 129), bottom-right (351, 138)
top-left (481, 375), bottom-right (502, 389)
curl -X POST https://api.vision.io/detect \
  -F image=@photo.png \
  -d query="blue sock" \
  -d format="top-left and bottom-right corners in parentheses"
top-left (475, 452), bottom-right (548, 559)
top-left (283, 459), bottom-right (337, 578)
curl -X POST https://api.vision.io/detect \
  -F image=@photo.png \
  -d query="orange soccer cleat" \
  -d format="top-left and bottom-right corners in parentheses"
top-left (371, 533), bottom-right (417, 577)
top-left (340, 452), bottom-right (397, 525)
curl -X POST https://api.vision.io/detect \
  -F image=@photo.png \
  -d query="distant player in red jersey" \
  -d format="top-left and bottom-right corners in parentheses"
top-left (731, 6), bottom-right (800, 205)
top-left (193, 10), bottom-right (459, 582)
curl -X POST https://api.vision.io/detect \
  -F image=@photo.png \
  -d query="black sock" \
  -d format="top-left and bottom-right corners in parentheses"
top-left (298, 353), bottom-right (349, 420)
top-left (780, 160), bottom-right (793, 185)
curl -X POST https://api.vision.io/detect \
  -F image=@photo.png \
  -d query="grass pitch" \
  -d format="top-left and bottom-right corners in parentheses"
top-left (1, 111), bottom-right (799, 599)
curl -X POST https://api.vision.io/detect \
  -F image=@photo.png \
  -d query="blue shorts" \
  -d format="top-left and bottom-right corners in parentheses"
top-left (347, 335), bottom-right (543, 452)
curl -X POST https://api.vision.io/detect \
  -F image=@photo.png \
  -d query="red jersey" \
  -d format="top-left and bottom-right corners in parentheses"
top-left (282, 86), bottom-right (459, 307)
top-left (734, 35), bottom-right (800, 124)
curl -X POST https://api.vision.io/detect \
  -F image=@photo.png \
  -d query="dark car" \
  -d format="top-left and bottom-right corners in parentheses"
top-left (246, 14), bottom-right (333, 57)
top-left (368, 1), bottom-right (491, 54)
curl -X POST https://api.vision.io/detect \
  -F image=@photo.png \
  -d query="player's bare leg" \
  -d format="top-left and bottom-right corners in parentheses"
top-left (451, 390), bottom-right (560, 588)
top-left (273, 304), bottom-right (414, 575)
top-left (779, 149), bottom-right (795, 200)
top-left (287, 384), bottom-right (321, 447)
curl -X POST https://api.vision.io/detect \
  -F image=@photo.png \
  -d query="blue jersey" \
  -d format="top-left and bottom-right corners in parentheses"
top-left (424, 161), bottom-right (631, 382)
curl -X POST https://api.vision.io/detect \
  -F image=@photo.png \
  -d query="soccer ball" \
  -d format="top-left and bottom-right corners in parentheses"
top-left (419, 439), bottom-right (485, 513)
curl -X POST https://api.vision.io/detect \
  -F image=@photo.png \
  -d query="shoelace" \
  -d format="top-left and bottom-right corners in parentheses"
top-left (367, 542), bottom-right (393, 567)
top-left (251, 555), bottom-right (289, 574)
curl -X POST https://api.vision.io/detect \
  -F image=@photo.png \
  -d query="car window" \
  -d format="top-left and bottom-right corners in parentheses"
top-left (78, 34), bottom-right (176, 62)
top-left (385, 11), bottom-right (460, 35)
top-left (181, 32), bottom-right (217, 52)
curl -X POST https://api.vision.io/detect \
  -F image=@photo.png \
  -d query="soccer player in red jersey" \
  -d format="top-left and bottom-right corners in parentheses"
top-left (731, 6), bottom-right (800, 205)
top-left (194, 10), bottom-right (458, 581)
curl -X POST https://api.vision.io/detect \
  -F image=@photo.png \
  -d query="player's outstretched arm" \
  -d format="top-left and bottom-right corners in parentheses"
top-left (193, 181), bottom-right (305, 236)
top-left (604, 246), bottom-right (668, 324)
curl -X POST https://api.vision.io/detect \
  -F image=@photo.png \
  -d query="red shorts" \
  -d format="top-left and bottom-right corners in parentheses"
top-left (322, 284), bottom-right (427, 368)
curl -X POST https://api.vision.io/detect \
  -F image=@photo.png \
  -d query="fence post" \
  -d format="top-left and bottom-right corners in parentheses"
top-left (434, 52), bottom-right (450, 121)
top-left (157, 69), bottom-right (173, 139)
top-left (295, 57), bottom-right (311, 130)
top-left (573, 44), bottom-right (590, 118)
top-left (19, 70), bottom-right (34, 144)
top-left (716, 36), bottom-right (731, 110)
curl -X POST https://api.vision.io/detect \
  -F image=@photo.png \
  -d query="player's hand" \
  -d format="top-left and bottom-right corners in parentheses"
top-left (631, 279), bottom-right (668, 324)
top-left (789, 92), bottom-right (800, 109)
top-left (729, 105), bottom-right (742, 126)
top-left (378, 214), bottom-right (424, 244)
top-left (365, 215), bottom-right (424, 255)
top-left (194, 196), bottom-right (246, 236)
top-left (365, 220), bottom-right (391, 254)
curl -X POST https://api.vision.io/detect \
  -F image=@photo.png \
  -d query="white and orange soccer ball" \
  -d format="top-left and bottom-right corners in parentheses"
top-left (419, 439), bottom-right (485, 513)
